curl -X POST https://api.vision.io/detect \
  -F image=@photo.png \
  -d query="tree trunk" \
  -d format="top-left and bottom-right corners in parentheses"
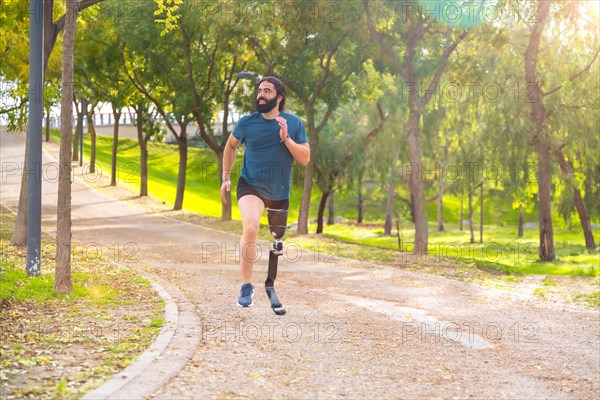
top-left (218, 150), bottom-right (231, 221)
top-left (459, 191), bottom-right (464, 231)
top-left (72, 99), bottom-right (80, 162)
top-left (518, 204), bottom-right (524, 238)
top-left (297, 109), bottom-right (317, 234)
top-left (12, 139), bottom-right (28, 246)
top-left (468, 181), bottom-right (474, 244)
top-left (357, 172), bottom-right (363, 224)
top-left (297, 151), bottom-right (316, 234)
top-left (110, 108), bottom-right (121, 186)
top-left (327, 189), bottom-right (335, 225)
top-left (135, 106), bottom-right (148, 197)
top-left (525, 0), bottom-right (554, 261)
top-left (554, 148), bottom-right (596, 249)
top-left (316, 190), bottom-right (330, 234)
top-left (45, 106), bottom-right (51, 142)
top-left (220, 89), bottom-right (232, 221)
top-left (479, 182), bottom-right (484, 244)
top-left (438, 145), bottom-right (449, 232)
top-left (384, 192), bottom-right (394, 236)
top-left (407, 110), bottom-right (428, 255)
top-left (537, 141), bottom-right (555, 260)
top-left (408, 193), bottom-right (416, 224)
top-left (384, 143), bottom-right (399, 236)
top-left (55, 0), bottom-right (78, 294)
top-left (86, 105), bottom-right (97, 173)
top-left (174, 123), bottom-right (188, 211)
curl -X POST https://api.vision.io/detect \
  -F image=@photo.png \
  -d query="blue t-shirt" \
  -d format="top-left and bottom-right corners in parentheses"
top-left (233, 112), bottom-right (308, 200)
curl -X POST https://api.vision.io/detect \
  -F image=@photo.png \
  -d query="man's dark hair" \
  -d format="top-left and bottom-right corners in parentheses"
top-left (258, 76), bottom-right (286, 111)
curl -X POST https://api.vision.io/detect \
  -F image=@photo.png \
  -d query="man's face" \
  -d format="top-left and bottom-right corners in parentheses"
top-left (256, 81), bottom-right (279, 113)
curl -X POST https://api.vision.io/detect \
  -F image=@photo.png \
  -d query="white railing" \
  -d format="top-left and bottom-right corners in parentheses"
top-left (46, 112), bottom-right (138, 129)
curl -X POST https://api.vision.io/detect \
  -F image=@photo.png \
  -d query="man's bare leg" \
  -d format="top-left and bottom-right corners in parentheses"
top-left (238, 194), bottom-right (265, 284)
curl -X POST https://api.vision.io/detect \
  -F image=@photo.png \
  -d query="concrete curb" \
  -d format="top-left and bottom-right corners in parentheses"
top-left (0, 202), bottom-right (200, 399)
top-left (0, 138), bottom-right (203, 398)
top-left (82, 272), bottom-right (200, 399)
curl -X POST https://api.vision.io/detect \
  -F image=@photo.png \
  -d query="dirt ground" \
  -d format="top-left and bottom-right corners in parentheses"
top-left (1, 131), bottom-right (599, 399)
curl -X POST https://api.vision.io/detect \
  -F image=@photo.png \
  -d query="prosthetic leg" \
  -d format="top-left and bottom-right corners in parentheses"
top-left (266, 208), bottom-right (288, 315)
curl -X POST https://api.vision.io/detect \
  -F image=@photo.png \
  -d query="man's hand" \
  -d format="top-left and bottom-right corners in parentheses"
top-left (220, 179), bottom-right (231, 204)
top-left (276, 116), bottom-right (288, 142)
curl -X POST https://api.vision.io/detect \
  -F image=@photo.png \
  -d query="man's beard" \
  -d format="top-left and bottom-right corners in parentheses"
top-left (256, 97), bottom-right (278, 113)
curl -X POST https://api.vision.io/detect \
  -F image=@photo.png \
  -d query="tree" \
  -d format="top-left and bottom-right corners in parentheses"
top-left (524, 0), bottom-right (554, 260)
top-left (315, 101), bottom-right (387, 234)
top-left (365, 0), bottom-right (475, 254)
top-left (9, 0), bottom-right (104, 247)
top-left (247, 1), bottom-right (368, 234)
top-left (127, 0), bottom-right (254, 215)
top-left (554, 146), bottom-right (596, 248)
top-left (545, 2), bottom-right (599, 249)
top-left (131, 99), bottom-right (164, 197)
top-left (523, 0), bottom-right (599, 260)
top-left (383, 138), bottom-right (402, 236)
top-left (314, 62), bottom-right (392, 234)
top-left (1, 1), bottom-right (35, 246)
top-left (55, 0), bottom-right (79, 294)
top-left (120, 0), bottom-right (194, 210)
top-left (177, 2), bottom-right (253, 219)
top-left (74, 6), bottom-right (118, 175)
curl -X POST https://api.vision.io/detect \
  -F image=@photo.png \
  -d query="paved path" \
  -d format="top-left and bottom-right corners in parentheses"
top-left (1, 131), bottom-right (599, 399)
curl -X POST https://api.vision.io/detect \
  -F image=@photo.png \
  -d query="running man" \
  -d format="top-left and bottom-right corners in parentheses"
top-left (220, 76), bottom-right (310, 307)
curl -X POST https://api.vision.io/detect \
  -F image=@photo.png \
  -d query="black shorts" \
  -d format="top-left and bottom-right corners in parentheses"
top-left (236, 177), bottom-right (289, 209)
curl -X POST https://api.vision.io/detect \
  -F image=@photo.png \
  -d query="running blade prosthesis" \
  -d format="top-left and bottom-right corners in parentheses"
top-left (266, 208), bottom-right (288, 315)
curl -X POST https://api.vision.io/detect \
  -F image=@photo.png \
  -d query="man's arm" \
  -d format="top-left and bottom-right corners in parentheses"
top-left (221, 134), bottom-right (240, 204)
top-left (283, 139), bottom-right (310, 166)
top-left (276, 116), bottom-right (310, 166)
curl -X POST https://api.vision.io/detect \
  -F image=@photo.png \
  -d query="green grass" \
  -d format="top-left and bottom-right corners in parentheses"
top-left (52, 129), bottom-right (600, 277)
top-left (0, 266), bottom-right (89, 303)
top-left (572, 291), bottom-right (600, 308)
top-left (0, 207), bottom-right (165, 398)
top-left (0, 207), bottom-right (157, 305)
top-left (62, 131), bottom-right (315, 225)
top-left (319, 222), bottom-right (599, 277)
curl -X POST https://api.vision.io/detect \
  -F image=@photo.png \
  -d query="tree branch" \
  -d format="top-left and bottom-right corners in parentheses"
top-left (78, 0), bottom-right (104, 12)
top-left (55, 0), bottom-right (103, 32)
top-left (315, 104), bottom-right (335, 135)
top-left (422, 30), bottom-right (468, 106)
top-left (542, 45), bottom-right (600, 97)
top-left (123, 49), bottom-right (180, 139)
top-left (342, 102), bottom-right (388, 167)
top-left (315, 31), bottom-right (347, 107)
top-left (364, 0), bottom-right (408, 79)
top-left (180, 25), bottom-right (203, 107)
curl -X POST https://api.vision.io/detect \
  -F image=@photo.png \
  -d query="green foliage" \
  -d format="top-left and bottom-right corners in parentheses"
top-left (572, 291), bottom-right (600, 308)
top-left (4, 0), bottom-right (598, 264)
top-left (49, 127), bottom-right (599, 277)
top-left (49, 129), bottom-right (310, 222)
top-left (417, 0), bottom-right (494, 29)
top-left (153, 0), bottom-right (183, 36)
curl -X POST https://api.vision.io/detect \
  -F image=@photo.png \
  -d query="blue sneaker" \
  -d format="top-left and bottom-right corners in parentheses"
top-left (237, 283), bottom-right (254, 307)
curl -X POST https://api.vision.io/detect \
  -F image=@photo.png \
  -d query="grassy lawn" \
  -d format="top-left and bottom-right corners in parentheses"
top-left (65, 131), bottom-right (315, 225)
top-left (56, 130), bottom-right (600, 277)
top-left (320, 222), bottom-right (599, 277)
top-left (0, 207), bottom-right (164, 398)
